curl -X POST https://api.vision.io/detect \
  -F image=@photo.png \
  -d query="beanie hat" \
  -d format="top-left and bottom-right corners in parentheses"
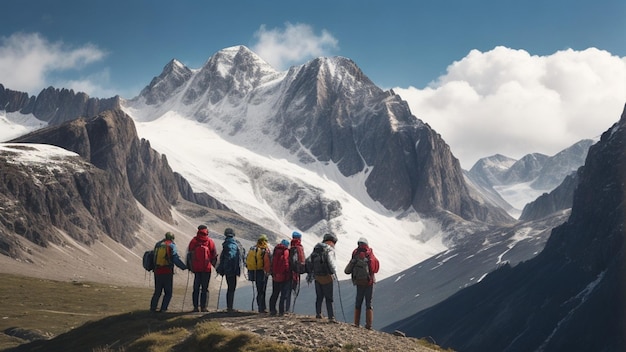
top-left (198, 224), bottom-right (208, 230)
top-left (323, 233), bottom-right (338, 243)
top-left (224, 228), bottom-right (235, 237)
top-left (281, 239), bottom-right (290, 246)
top-left (292, 231), bottom-right (302, 239)
top-left (258, 234), bottom-right (268, 242)
top-left (357, 237), bottom-right (368, 245)
top-left (165, 232), bottom-right (175, 240)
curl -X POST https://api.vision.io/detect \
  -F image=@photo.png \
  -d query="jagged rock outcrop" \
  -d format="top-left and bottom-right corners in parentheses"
top-left (385, 104), bottom-right (626, 352)
top-left (0, 84), bottom-right (120, 125)
top-left (139, 59), bottom-right (193, 105)
top-left (11, 109), bottom-right (179, 226)
top-left (0, 143), bottom-right (138, 257)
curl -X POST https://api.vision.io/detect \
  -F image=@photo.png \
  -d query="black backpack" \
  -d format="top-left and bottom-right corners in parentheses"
top-left (307, 245), bottom-right (330, 276)
top-left (142, 250), bottom-right (155, 272)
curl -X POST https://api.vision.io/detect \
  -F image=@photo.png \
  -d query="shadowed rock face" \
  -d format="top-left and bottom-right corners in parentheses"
top-left (3, 108), bottom-right (236, 257)
top-left (0, 141), bottom-right (136, 257)
top-left (0, 84), bottom-right (120, 124)
top-left (385, 104), bottom-right (626, 352)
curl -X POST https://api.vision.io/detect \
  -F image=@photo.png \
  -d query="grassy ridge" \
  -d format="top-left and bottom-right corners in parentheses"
top-left (0, 274), bottom-right (294, 352)
top-left (0, 273), bottom-right (152, 350)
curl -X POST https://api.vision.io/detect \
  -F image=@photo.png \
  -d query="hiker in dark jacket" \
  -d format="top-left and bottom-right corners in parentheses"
top-left (150, 232), bottom-right (187, 313)
top-left (344, 237), bottom-right (380, 329)
top-left (306, 233), bottom-right (338, 322)
top-left (216, 228), bottom-right (244, 312)
top-left (187, 225), bottom-right (217, 312)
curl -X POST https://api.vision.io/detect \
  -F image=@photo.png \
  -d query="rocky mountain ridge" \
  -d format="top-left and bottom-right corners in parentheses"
top-left (385, 104), bottom-right (626, 352)
top-left (128, 45), bottom-right (513, 227)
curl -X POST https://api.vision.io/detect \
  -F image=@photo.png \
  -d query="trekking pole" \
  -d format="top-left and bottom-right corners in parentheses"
top-left (334, 274), bottom-right (347, 323)
top-left (291, 278), bottom-right (300, 313)
top-left (182, 270), bottom-right (191, 312)
top-left (251, 273), bottom-right (256, 311)
top-left (217, 274), bottom-right (224, 311)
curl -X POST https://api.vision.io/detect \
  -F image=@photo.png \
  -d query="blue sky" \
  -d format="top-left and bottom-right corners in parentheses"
top-left (2, 0), bottom-right (626, 167)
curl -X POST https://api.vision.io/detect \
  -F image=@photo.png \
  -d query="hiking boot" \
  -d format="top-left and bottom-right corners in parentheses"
top-left (328, 317), bottom-right (338, 323)
top-left (259, 309), bottom-right (268, 314)
top-left (201, 307), bottom-right (209, 312)
top-left (192, 307), bottom-right (200, 312)
top-left (269, 311), bottom-right (277, 316)
top-left (316, 314), bottom-right (323, 319)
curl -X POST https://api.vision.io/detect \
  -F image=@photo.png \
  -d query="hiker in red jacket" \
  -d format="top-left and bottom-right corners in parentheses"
top-left (269, 239), bottom-right (291, 316)
top-left (344, 237), bottom-right (380, 329)
top-left (187, 225), bottom-right (217, 312)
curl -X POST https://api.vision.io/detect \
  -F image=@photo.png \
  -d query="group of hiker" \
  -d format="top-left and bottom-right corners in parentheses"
top-left (148, 225), bottom-right (380, 329)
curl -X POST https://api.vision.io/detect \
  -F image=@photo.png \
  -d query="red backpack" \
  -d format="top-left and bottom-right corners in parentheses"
top-left (190, 241), bottom-right (213, 273)
top-left (272, 246), bottom-right (290, 282)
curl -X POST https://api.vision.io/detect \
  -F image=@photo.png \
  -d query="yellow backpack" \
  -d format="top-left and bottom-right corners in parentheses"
top-left (246, 246), bottom-right (266, 270)
top-left (154, 240), bottom-right (172, 267)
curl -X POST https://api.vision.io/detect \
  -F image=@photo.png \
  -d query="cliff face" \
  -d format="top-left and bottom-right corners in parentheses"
top-left (0, 142), bottom-right (138, 257)
top-left (386, 104), bottom-right (626, 352)
top-left (0, 84), bottom-right (120, 124)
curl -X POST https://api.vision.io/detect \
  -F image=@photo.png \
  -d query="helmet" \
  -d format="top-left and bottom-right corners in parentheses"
top-left (224, 228), bottom-right (235, 237)
top-left (323, 233), bottom-right (337, 243)
top-left (357, 237), bottom-right (368, 245)
top-left (165, 232), bottom-right (175, 240)
top-left (292, 231), bottom-right (302, 239)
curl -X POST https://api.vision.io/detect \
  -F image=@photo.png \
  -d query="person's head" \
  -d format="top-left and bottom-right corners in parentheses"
top-left (197, 224), bottom-right (208, 236)
top-left (165, 232), bottom-right (175, 241)
top-left (224, 228), bottom-right (235, 237)
top-left (258, 234), bottom-right (268, 244)
top-left (357, 237), bottom-right (368, 246)
top-left (281, 239), bottom-right (290, 247)
top-left (323, 233), bottom-right (338, 246)
top-left (292, 231), bottom-right (302, 239)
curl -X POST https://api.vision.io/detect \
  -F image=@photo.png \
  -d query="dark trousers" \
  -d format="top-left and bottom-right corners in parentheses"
top-left (225, 275), bottom-right (237, 310)
top-left (269, 279), bottom-right (291, 314)
top-left (315, 280), bottom-right (334, 319)
top-left (355, 284), bottom-right (374, 310)
top-left (150, 273), bottom-right (173, 311)
top-left (252, 270), bottom-right (267, 312)
top-left (192, 272), bottom-right (211, 309)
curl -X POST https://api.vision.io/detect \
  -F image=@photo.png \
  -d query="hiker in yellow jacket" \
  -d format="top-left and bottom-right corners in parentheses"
top-left (246, 234), bottom-right (271, 313)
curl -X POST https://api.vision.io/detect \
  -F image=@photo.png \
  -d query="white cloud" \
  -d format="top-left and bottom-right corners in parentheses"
top-left (0, 32), bottom-right (108, 97)
top-left (252, 23), bottom-right (339, 70)
top-left (396, 46), bottom-right (626, 169)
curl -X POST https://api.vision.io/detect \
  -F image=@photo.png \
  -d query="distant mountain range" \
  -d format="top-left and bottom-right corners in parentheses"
top-left (0, 45), bottom-right (616, 351)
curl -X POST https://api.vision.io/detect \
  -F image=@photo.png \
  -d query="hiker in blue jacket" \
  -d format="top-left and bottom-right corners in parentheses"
top-left (150, 232), bottom-right (187, 313)
top-left (216, 228), bottom-right (244, 312)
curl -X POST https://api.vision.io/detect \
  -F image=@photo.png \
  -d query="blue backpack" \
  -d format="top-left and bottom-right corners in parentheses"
top-left (217, 238), bottom-right (241, 276)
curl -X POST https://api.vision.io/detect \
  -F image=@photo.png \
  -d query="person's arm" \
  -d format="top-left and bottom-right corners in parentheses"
top-left (328, 248), bottom-right (337, 275)
top-left (210, 240), bottom-right (218, 268)
top-left (170, 243), bottom-right (187, 270)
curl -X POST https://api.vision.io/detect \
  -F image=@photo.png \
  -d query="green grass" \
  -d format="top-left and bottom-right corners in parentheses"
top-left (0, 273), bottom-right (299, 352)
